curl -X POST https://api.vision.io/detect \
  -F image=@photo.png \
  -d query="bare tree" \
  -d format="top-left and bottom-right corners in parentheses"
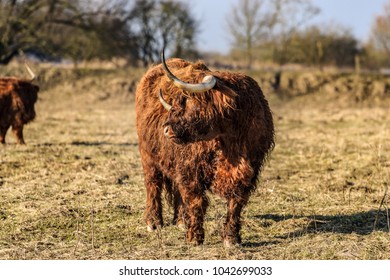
top-left (268, 0), bottom-right (320, 65)
top-left (130, 0), bottom-right (199, 66)
top-left (226, 0), bottom-right (319, 67)
top-left (226, 0), bottom-right (270, 69)
top-left (159, 1), bottom-right (198, 59)
top-left (370, 2), bottom-right (390, 56)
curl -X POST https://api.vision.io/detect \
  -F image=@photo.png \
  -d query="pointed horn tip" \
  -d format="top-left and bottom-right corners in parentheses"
top-left (18, 50), bottom-right (36, 82)
top-left (159, 89), bottom-right (172, 111)
top-left (24, 62), bottom-right (36, 82)
top-left (160, 48), bottom-right (167, 67)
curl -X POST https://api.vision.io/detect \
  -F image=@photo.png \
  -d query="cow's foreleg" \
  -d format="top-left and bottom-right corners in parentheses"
top-left (172, 188), bottom-right (186, 230)
top-left (180, 186), bottom-right (208, 245)
top-left (223, 189), bottom-right (251, 247)
top-left (12, 125), bottom-right (25, 144)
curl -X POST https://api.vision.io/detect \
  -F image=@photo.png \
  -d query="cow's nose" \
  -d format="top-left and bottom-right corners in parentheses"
top-left (164, 126), bottom-right (170, 137)
top-left (163, 126), bottom-right (177, 139)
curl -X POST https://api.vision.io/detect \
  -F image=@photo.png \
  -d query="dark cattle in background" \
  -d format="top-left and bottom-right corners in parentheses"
top-left (135, 50), bottom-right (274, 246)
top-left (0, 63), bottom-right (39, 144)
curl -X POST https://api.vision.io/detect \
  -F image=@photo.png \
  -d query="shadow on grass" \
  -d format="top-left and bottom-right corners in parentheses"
top-left (34, 141), bottom-right (137, 147)
top-left (240, 209), bottom-right (389, 248)
top-left (254, 209), bottom-right (389, 236)
top-left (70, 140), bottom-right (137, 147)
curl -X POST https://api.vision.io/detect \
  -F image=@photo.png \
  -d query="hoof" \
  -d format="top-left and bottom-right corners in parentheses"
top-left (223, 238), bottom-right (241, 248)
top-left (188, 239), bottom-right (204, 246)
top-left (177, 222), bottom-right (186, 231)
top-left (146, 224), bottom-right (161, 232)
top-left (187, 232), bottom-right (205, 246)
top-left (146, 225), bottom-right (155, 232)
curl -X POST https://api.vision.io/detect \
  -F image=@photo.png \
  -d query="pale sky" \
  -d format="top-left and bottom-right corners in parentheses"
top-left (191, 0), bottom-right (388, 54)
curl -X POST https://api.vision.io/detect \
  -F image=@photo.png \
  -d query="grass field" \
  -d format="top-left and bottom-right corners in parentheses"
top-left (0, 66), bottom-right (389, 260)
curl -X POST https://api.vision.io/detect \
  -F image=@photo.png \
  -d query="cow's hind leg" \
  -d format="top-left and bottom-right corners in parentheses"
top-left (223, 188), bottom-right (251, 247)
top-left (143, 168), bottom-right (164, 232)
top-left (0, 125), bottom-right (9, 144)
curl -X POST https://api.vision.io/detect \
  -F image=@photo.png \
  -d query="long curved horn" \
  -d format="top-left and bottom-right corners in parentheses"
top-left (159, 89), bottom-right (172, 111)
top-left (161, 49), bottom-right (216, 93)
top-left (19, 50), bottom-right (36, 82)
top-left (24, 61), bottom-right (36, 82)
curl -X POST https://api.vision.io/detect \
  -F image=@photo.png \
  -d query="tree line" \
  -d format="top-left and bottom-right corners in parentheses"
top-left (1, 0), bottom-right (390, 69)
top-left (227, 0), bottom-right (390, 70)
top-left (0, 0), bottom-right (198, 66)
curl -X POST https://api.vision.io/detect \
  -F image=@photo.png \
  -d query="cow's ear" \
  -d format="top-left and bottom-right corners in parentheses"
top-left (215, 80), bottom-right (238, 99)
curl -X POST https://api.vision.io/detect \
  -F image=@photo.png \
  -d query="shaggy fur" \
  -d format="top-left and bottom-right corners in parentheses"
top-left (0, 77), bottom-right (39, 144)
top-left (135, 58), bottom-right (274, 246)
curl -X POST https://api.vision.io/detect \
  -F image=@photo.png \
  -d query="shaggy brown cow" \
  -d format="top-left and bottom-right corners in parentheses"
top-left (135, 50), bottom-right (274, 246)
top-left (0, 62), bottom-right (38, 144)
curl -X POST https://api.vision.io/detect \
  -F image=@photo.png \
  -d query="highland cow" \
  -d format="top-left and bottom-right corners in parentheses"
top-left (135, 50), bottom-right (274, 246)
top-left (0, 62), bottom-right (38, 144)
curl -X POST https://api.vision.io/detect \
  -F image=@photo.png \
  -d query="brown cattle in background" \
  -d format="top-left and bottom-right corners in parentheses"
top-left (135, 50), bottom-right (274, 246)
top-left (0, 62), bottom-right (39, 144)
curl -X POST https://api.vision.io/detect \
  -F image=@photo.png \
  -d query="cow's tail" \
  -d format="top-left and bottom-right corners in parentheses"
top-left (163, 176), bottom-right (184, 226)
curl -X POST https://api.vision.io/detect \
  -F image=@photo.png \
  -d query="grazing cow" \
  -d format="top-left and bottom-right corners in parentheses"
top-left (0, 62), bottom-right (39, 144)
top-left (135, 50), bottom-right (274, 246)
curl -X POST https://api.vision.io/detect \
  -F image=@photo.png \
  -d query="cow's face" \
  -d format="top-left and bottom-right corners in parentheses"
top-left (162, 94), bottom-right (221, 145)
top-left (18, 82), bottom-right (39, 122)
top-left (159, 49), bottom-right (236, 144)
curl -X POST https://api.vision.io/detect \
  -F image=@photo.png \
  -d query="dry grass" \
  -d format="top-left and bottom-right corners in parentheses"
top-left (0, 66), bottom-right (389, 260)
